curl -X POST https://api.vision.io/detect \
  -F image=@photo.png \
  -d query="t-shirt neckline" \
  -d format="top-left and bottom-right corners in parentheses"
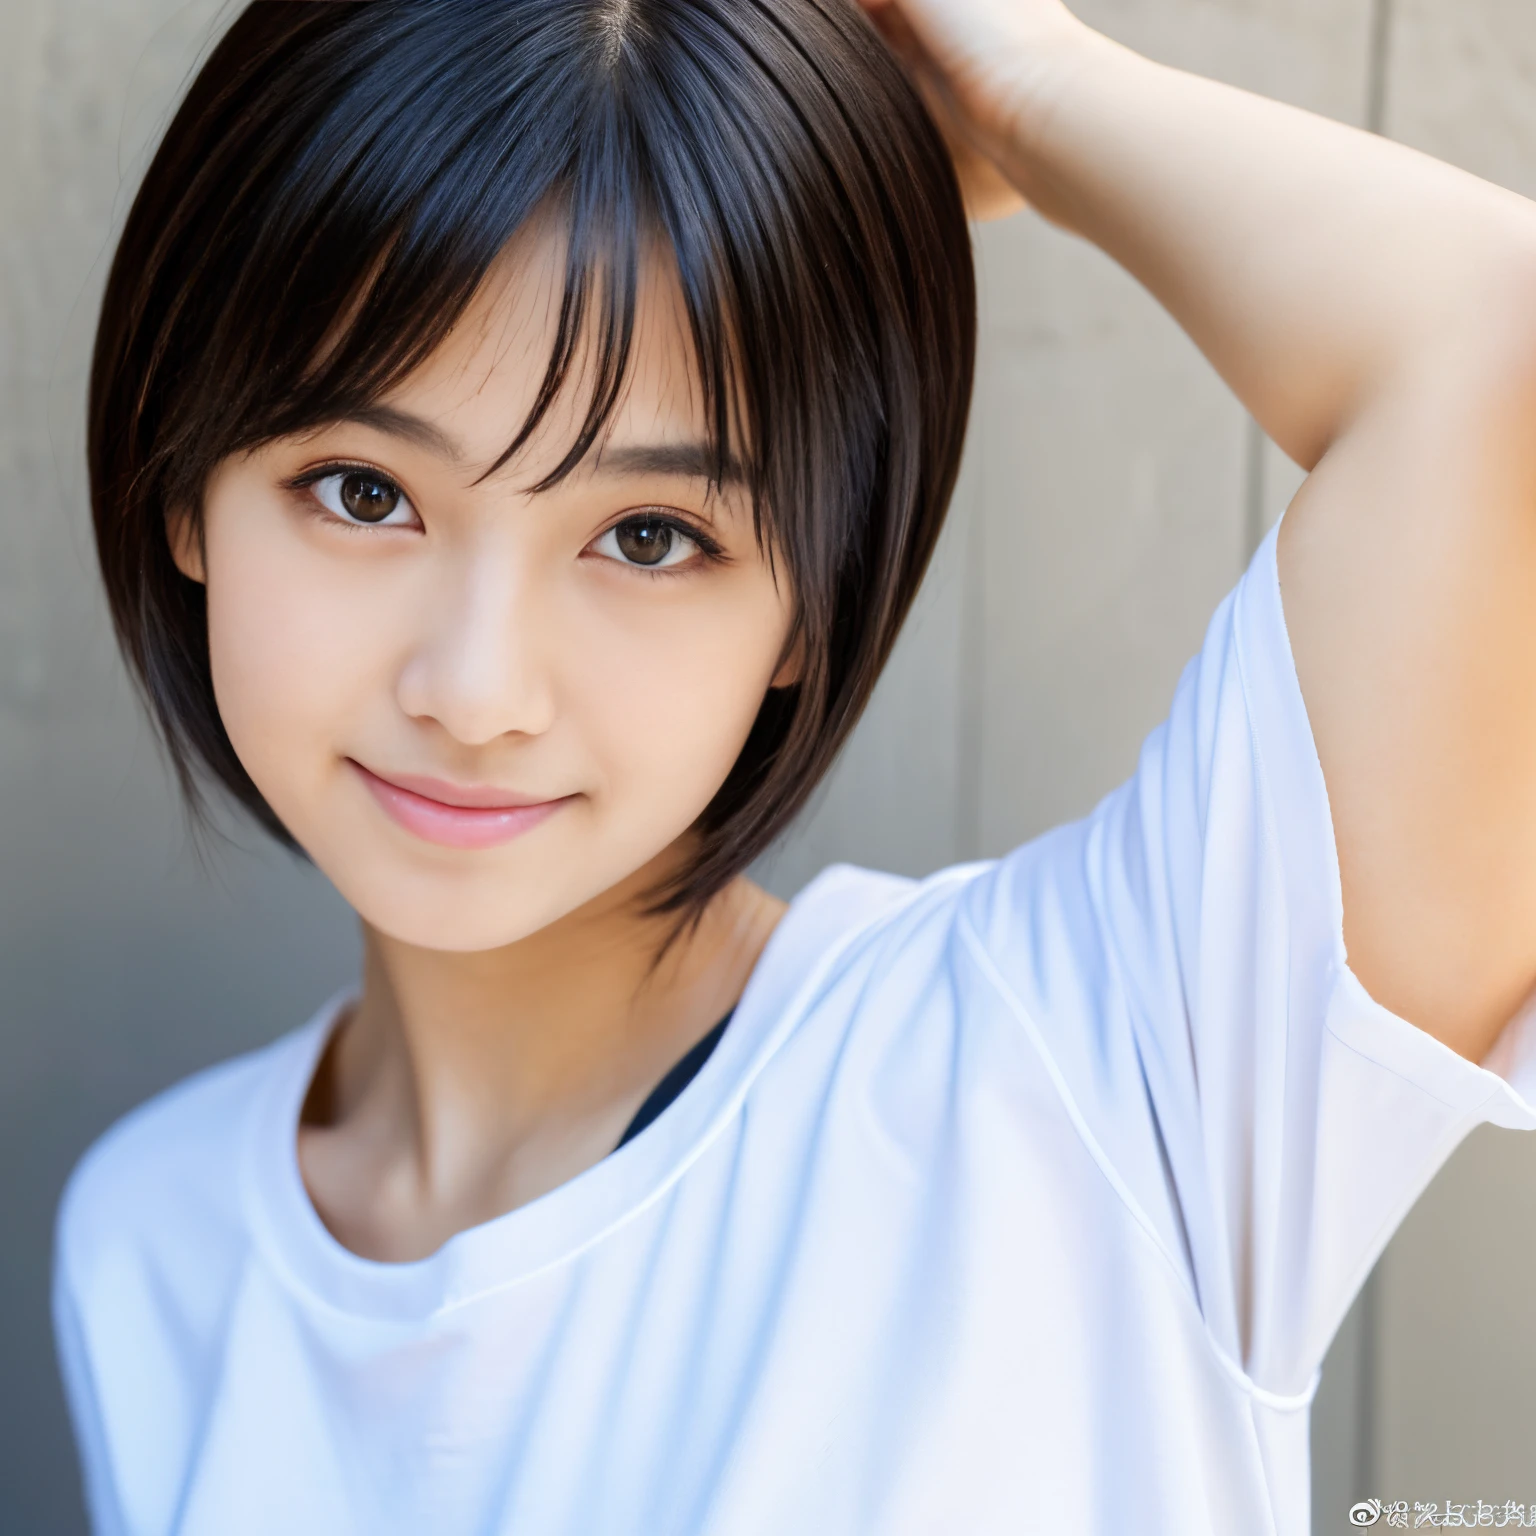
top-left (240, 865), bottom-right (905, 1323)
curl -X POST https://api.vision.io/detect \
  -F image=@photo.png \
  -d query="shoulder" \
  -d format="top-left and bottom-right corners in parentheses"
top-left (778, 859), bottom-right (993, 969)
top-left (785, 861), bottom-right (929, 925)
top-left (760, 859), bottom-right (1002, 1039)
top-left (54, 1015), bottom-right (325, 1299)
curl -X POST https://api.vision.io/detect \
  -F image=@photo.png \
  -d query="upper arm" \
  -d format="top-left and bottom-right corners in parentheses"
top-left (1279, 290), bottom-right (1536, 1061)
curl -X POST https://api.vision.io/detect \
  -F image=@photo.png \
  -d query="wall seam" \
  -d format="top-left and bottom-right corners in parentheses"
top-left (1366, 0), bottom-right (1394, 137)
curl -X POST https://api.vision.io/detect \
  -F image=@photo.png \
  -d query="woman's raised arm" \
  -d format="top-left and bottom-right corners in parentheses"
top-left (862, 0), bottom-right (1536, 1063)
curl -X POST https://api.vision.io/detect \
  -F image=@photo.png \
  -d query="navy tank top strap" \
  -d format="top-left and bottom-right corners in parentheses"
top-left (613, 1012), bottom-right (734, 1151)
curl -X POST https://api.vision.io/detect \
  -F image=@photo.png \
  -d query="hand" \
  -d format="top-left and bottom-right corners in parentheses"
top-left (854, 0), bottom-right (1088, 221)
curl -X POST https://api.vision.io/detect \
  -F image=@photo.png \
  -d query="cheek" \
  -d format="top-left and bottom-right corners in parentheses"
top-left (203, 512), bottom-right (399, 813)
top-left (567, 575), bottom-right (788, 821)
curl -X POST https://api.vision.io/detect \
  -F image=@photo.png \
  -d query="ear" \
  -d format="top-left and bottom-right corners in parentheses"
top-left (165, 507), bottom-right (206, 584)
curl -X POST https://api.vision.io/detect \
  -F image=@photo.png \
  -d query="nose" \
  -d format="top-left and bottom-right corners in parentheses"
top-left (395, 541), bottom-right (557, 747)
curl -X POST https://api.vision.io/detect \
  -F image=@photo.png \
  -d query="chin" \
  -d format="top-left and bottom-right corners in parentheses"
top-left (325, 841), bottom-right (672, 955)
top-left (345, 878), bottom-right (583, 953)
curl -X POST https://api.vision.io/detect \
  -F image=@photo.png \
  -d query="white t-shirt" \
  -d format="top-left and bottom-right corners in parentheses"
top-left (54, 524), bottom-right (1536, 1535)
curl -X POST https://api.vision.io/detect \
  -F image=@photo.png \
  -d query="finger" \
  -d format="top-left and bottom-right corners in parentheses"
top-left (852, 0), bottom-right (1029, 223)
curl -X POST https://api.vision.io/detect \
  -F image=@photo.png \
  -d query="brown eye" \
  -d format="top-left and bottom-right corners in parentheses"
top-left (307, 468), bottom-right (415, 528)
top-left (613, 517), bottom-right (678, 566)
top-left (593, 513), bottom-right (703, 571)
top-left (339, 471), bottom-right (401, 523)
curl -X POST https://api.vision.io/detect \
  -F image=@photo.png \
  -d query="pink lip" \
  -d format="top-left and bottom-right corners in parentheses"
top-left (349, 762), bottom-right (573, 850)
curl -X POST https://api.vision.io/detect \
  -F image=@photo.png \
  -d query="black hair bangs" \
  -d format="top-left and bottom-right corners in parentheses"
top-left (92, 0), bottom-right (976, 921)
top-left (159, 3), bottom-right (752, 515)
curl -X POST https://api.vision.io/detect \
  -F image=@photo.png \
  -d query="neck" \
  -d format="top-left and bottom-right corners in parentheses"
top-left (299, 849), bottom-right (784, 1261)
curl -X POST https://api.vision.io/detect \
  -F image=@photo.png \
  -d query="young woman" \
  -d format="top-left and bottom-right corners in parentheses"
top-left (55, 0), bottom-right (1536, 1530)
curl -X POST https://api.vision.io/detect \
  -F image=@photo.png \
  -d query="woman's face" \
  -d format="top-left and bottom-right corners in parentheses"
top-left (179, 231), bottom-right (795, 952)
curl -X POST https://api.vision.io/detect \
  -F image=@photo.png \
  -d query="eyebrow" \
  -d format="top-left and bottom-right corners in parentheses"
top-left (593, 441), bottom-right (746, 486)
top-left (337, 404), bottom-right (745, 487)
top-left (342, 403), bottom-right (468, 463)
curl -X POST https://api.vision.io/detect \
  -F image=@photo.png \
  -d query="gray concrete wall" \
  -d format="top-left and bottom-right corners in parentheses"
top-left (4, 0), bottom-right (1534, 1529)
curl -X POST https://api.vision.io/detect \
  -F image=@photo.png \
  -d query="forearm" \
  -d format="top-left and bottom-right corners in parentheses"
top-left (989, 25), bottom-right (1536, 469)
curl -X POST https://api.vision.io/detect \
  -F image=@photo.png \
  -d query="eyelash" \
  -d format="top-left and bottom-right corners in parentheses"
top-left (283, 461), bottom-right (728, 571)
top-left (592, 511), bottom-right (727, 576)
top-left (285, 462), bottom-right (418, 532)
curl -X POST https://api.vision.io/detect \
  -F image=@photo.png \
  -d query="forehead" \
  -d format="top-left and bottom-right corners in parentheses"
top-left (380, 218), bottom-right (709, 482)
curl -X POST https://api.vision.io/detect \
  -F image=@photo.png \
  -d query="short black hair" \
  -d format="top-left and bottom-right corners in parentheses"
top-left (89, 0), bottom-right (976, 920)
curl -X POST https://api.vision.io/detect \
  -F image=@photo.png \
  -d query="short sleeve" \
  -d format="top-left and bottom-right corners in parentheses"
top-left (964, 521), bottom-right (1536, 1400)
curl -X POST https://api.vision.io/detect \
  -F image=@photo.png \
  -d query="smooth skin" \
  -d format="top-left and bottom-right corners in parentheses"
top-left (863, 0), bottom-right (1536, 1063)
